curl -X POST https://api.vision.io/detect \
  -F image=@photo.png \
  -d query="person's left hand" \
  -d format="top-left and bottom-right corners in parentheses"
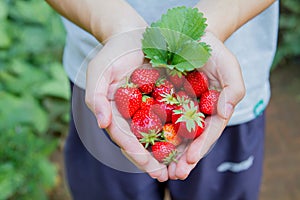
top-left (168, 31), bottom-right (246, 180)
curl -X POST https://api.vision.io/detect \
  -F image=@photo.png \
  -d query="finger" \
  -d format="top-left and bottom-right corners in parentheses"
top-left (186, 116), bottom-right (227, 164)
top-left (168, 162), bottom-right (178, 180)
top-left (93, 94), bottom-right (112, 128)
top-left (168, 141), bottom-right (192, 180)
top-left (121, 149), bottom-right (168, 182)
top-left (85, 29), bottom-right (146, 127)
top-left (85, 62), bottom-right (113, 128)
top-left (172, 153), bottom-right (196, 180)
top-left (202, 32), bottom-right (245, 119)
top-left (156, 165), bottom-right (169, 182)
top-left (108, 107), bottom-right (168, 181)
top-left (214, 48), bottom-right (245, 119)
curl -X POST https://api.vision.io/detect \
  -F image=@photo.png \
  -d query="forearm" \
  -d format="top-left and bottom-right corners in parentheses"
top-left (195, 0), bottom-right (276, 41)
top-left (45, 0), bottom-right (147, 42)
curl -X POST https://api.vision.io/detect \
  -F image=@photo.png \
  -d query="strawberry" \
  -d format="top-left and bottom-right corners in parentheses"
top-left (152, 100), bottom-right (177, 124)
top-left (199, 90), bottom-right (220, 115)
top-left (172, 101), bottom-right (205, 139)
top-left (167, 69), bottom-right (185, 89)
top-left (115, 82), bottom-right (142, 119)
top-left (139, 130), bottom-right (162, 149)
top-left (131, 67), bottom-right (160, 94)
top-left (152, 83), bottom-right (178, 123)
top-left (152, 78), bottom-right (175, 101)
top-left (183, 70), bottom-right (209, 97)
top-left (151, 141), bottom-right (178, 165)
top-left (175, 90), bottom-right (192, 105)
top-left (130, 108), bottom-right (162, 140)
top-left (140, 95), bottom-right (155, 109)
top-left (176, 90), bottom-right (190, 99)
top-left (162, 123), bottom-right (182, 146)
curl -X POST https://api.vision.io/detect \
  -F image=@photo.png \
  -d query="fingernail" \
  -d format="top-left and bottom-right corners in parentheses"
top-left (97, 113), bottom-right (104, 128)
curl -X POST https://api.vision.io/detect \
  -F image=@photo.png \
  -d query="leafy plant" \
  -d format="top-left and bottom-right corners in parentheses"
top-left (0, 0), bottom-right (69, 199)
top-left (273, 0), bottom-right (300, 68)
top-left (142, 6), bottom-right (211, 72)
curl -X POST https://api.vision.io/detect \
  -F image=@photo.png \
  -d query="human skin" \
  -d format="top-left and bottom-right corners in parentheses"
top-left (46, 0), bottom-right (276, 181)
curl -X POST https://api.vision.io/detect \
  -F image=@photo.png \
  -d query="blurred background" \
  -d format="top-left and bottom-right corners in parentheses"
top-left (0, 0), bottom-right (299, 199)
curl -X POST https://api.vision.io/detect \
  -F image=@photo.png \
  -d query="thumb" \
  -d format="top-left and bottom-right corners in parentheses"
top-left (211, 39), bottom-right (245, 120)
top-left (93, 94), bottom-right (112, 128)
top-left (217, 85), bottom-right (245, 120)
top-left (217, 57), bottom-right (246, 120)
top-left (85, 62), bottom-right (113, 128)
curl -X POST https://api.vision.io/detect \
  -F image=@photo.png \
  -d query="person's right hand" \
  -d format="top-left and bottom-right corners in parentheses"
top-left (85, 29), bottom-right (169, 182)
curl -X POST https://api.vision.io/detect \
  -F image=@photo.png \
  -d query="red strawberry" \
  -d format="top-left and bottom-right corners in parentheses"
top-left (152, 84), bottom-right (178, 123)
top-left (162, 123), bottom-right (182, 146)
top-left (152, 100), bottom-right (177, 124)
top-left (199, 90), bottom-right (220, 115)
top-left (115, 82), bottom-right (142, 119)
top-left (138, 130), bottom-right (162, 149)
top-left (152, 78), bottom-right (175, 101)
top-left (130, 108), bottom-right (162, 139)
top-left (167, 69), bottom-right (185, 89)
top-left (176, 90), bottom-right (190, 99)
top-left (152, 141), bottom-right (177, 165)
top-left (140, 95), bottom-right (155, 109)
top-left (175, 90), bottom-right (192, 105)
top-left (131, 67), bottom-right (160, 94)
top-left (183, 70), bottom-right (209, 97)
top-left (172, 101), bottom-right (205, 139)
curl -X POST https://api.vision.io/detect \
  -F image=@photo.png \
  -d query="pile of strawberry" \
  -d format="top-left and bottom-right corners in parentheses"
top-left (114, 6), bottom-right (218, 165)
top-left (115, 65), bottom-right (220, 165)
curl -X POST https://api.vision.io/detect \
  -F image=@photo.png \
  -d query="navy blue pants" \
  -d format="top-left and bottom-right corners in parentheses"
top-left (64, 84), bottom-right (265, 200)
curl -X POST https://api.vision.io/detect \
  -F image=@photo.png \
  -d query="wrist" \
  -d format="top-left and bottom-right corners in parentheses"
top-left (195, 0), bottom-right (239, 42)
top-left (89, 2), bottom-right (147, 43)
top-left (91, 19), bottom-right (147, 44)
top-left (195, 0), bottom-right (276, 42)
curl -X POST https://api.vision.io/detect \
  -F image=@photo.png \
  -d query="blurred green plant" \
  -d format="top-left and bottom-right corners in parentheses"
top-left (273, 0), bottom-right (300, 68)
top-left (0, 0), bottom-right (69, 199)
top-left (0, 0), bottom-right (299, 199)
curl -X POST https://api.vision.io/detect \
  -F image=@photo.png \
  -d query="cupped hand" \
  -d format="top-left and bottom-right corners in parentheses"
top-left (168, 31), bottom-right (246, 180)
top-left (85, 29), bottom-right (169, 182)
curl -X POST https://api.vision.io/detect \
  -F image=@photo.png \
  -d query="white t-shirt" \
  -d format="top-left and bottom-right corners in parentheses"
top-left (61, 0), bottom-right (279, 125)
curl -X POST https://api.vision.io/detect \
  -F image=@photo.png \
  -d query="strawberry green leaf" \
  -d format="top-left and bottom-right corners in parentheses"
top-left (174, 101), bottom-right (205, 132)
top-left (142, 27), bottom-right (168, 67)
top-left (171, 39), bottom-right (211, 72)
top-left (142, 6), bottom-right (211, 72)
top-left (152, 6), bottom-right (207, 40)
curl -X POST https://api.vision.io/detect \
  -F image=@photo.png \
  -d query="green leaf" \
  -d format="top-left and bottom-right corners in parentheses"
top-left (37, 81), bottom-right (69, 100)
top-left (36, 158), bottom-right (58, 190)
top-left (0, 20), bottom-right (11, 48)
top-left (35, 63), bottom-right (70, 100)
top-left (0, 59), bottom-right (48, 95)
top-left (19, 26), bottom-right (49, 54)
top-left (142, 6), bottom-right (211, 72)
top-left (152, 6), bottom-right (207, 40)
top-left (282, 0), bottom-right (300, 14)
top-left (0, 92), bottom-right (49, 133)
top-left (0, 1), bottom-right (8, 19)
top-left (142, 27), bottom-right (168, 67)
top-left (0, 163), bottom-right (24, 200)
top-left (9, 0), bottom-right (52, 24)
top-left (172, 39), bottom-right (211, 72)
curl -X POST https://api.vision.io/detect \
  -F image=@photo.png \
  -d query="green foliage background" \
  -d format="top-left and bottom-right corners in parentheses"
top-left (0, 0), bottom-right (299, 199)
top-left (0, 0), bottom-right (69, 199)
top-left (272, 0), bottom-right (300, 67)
